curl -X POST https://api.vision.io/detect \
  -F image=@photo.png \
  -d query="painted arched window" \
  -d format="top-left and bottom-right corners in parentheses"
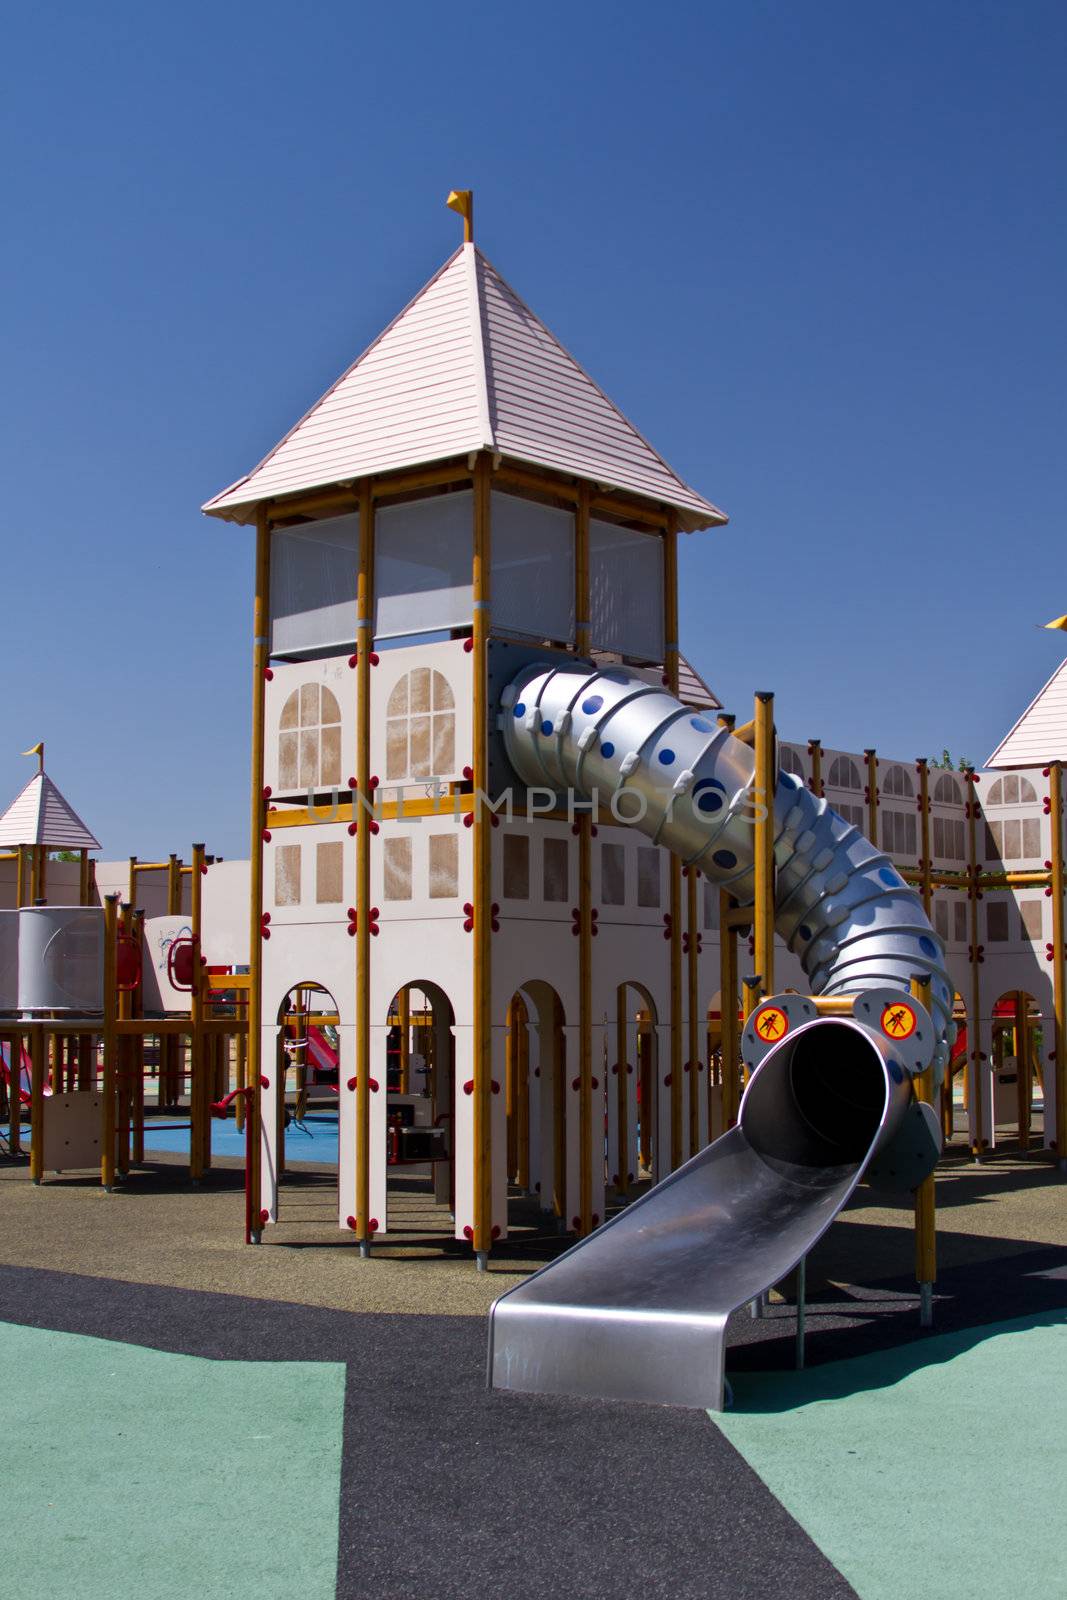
top-left (385, 668), bottom-right (456, 781)
top-left (882, 764), bottom-right (914, 799)
top-left (278, 684), bottom-right (342, 791)
top-left (779, 746), bottom-right (806, 779)
top-left (933, 773), bottom-right (963, 806)
top-left (986, 774), bottom-right (1037, 806)
top-left (827, 756), bottom-right (862, 791)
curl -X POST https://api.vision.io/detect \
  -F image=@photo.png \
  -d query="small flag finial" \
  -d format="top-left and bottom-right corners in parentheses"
top-left (446, 189), bottom-right (474, 243)
top-left (21, 741), bottom-right (44, 773)
top-left (1044, 615), bottom-right (1067, 631)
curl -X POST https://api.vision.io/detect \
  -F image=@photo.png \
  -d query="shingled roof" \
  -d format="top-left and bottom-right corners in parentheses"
top-left (0, 770), bottom-right (100, 850)
top-left (203, 244), bottom-right (726, 534)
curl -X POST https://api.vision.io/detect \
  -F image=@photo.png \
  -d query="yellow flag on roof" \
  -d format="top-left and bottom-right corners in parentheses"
top-left (1044, 615), bottom-right (1067, 631)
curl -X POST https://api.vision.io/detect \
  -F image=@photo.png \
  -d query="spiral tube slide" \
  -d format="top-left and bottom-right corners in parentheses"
top-left (500, 660), bottom-right (953, 1083)
top-left (488, 660), bottom-right (954, 1410)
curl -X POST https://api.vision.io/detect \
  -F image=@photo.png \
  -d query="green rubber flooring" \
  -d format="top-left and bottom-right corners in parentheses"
top-left (716, 1309), bottom-right (1067, 1600)
top-left (2, 1321), bottom-right (345, 1600)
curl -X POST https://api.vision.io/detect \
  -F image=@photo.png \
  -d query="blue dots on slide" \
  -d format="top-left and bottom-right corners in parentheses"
top-left (799, 925), bottom-right (812, 941)
top-left (888, 1059), bottom-right (904, 1084)
top-left (693, 778), bottom-right (726, 815)
top-left (513, 702), bottom-right (525, 718)
top-left (541, 720), bottom-right (554, 736)
top-left (601, 741), bottom-right (615, 758)
top-left (582, 695), bottom-right (604, 714)
top-left (878, 867), bottom-right (899, 888)
top-left (712, 849), bottom-right (737, 870)
top-left (658, 749), bottom-right (676, 766)
top-left (690, 717), bottom-right (714, 733)
top-left (919, 935), bottom-right (938, 958)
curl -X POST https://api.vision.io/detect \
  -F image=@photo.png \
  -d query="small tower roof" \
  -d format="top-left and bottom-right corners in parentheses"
top-left (203, 244), bottom-right (727, 533)
top-left (986, 655), bottom-right (1067, 768)
top-left (0, 770), bottom-right (100, 850)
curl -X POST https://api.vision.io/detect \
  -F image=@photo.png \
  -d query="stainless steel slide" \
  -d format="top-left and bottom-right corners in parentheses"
top-left (489, 661), bottom-right (954, 1410)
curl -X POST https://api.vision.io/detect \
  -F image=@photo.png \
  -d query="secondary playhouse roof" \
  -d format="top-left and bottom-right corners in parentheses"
top-left (203, 243), bottom-right (727, 533)
top-left (987, 654), bottom-right (1067, 768)
top-left (0, 770), bottom-right (100, 850)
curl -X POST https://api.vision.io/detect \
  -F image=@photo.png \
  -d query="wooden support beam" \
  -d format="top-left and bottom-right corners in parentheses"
top-left (101, 894), bottom-right (119, 1191)
top-left (1049, 762), bottom-right (1067, 1171)
top-left (472, 456), bottom-right (494, 1260)
top-left (355, 480), bottom-right (375, 1252)
top-left (664, 516), bottom-right (683, 1170)
top-left (246, 508), bottom-right (271, 1233)
top-left (719, 894), bottom-right (740, 1129)
top-left (753, 692), bottom-right (776, 1001)
top-left (686, 866), bottom-right (700, 1158)
top-left (965, 771), bottom-right (985, 1160)
top-left (912, 972), bottom-right (936, 1326)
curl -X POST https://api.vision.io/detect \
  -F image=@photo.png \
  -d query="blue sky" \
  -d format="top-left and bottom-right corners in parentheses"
top-left (2, 1), bottom-right (1064, 858)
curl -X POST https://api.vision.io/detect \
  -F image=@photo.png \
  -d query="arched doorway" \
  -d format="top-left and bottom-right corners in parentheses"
top-left (262, 980), bottom-right (342, 1233)
top-left (384, 982), bottom-right (456, 1216)
top-left (991, 991), bottom-right (1042, 1151)
top-left (610, 983), bottom-right (659, 1191)
top-left (510, 981), bottom-right (567, 1227)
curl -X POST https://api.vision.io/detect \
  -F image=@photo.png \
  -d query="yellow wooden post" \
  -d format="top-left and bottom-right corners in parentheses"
top-left (965, 770), bottom-right (985, 1160)
top-left (753, 692), bottom-right (775, 1002)
top-left (686, 866), bottom-right (700, 1158)
top-left (355, 481), bottom-right (375, 1252)
top-left (79, 849), bottom-right (91, 906)
top-left (245, 510), bottom-right (271, 1238)
top-left (130, 908), bottom-right (146, 1164)
top-left (29, 1027), bottom-right (45, 1184)
top-left (719, 893), bottom-right (740, 1127)
top-left (577, 808), bottom-right (593, 1232)
top-left (471, 455), bottom-right (494, 1263)
top-left (1049, 761), bottom-right (1067, 1172)
top-left (575, 481), bottom-right (595, 1230)
top-left (806, 740), bottom-right (823, 799)
top-left (912, 972), bottom-right (936, 1326)
top-left (101, 894), bottom-right (119, 1191)
top-left (29, 845), bottom-right (41, 905)
top-left (398, 987), bottom-right (410, 1096)
top-left (513, 995), bottom-right (530, 1190)
top-left (917, 759), bottom-right (932, 917)
top-left (1014, 989), bottom-right (1031, 1154)
top-left (615, 986), bottom-right (629, 1194)
top-left (664, 516), bottom-right (683, 1170)
top-left (864, 749), bottom-right (879, 847)
top-left (189, 843), bottom-right (206, 1179)
top-left (16, 844), bottom-right (28, 908)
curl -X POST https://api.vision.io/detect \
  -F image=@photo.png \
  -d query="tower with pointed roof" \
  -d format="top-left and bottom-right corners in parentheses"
top-left (0, 750), bottom-right (100, 906)
top-left (204, 198), bottom-right (727, 1260)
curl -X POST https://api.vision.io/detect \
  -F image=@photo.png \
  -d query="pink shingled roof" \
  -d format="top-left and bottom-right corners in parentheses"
top-left (0, 771), bottom-right (100, 850)
top-left (203, 244), bottom-right (726, 533)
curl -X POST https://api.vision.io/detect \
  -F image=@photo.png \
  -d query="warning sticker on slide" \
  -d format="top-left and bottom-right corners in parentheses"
top-left (754, 1006), bottom-right (789, 1043)
top-left (881, 1001), bottom-right (917, 1040)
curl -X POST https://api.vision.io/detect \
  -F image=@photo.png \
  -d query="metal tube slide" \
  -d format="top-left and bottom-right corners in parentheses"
top-left (489, 660), bottom-right (954, 1410)
top-left (500, 660), bottom-right (953, 1082)
top-left (490, 1015), bottom-right (906, 1410)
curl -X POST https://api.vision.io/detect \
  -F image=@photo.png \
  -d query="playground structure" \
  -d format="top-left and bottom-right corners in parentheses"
top-left (4, 194), bottom-right (1066, 1404)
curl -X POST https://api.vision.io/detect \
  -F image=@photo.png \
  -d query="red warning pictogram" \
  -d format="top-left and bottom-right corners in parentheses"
top-left (881, 1001), bottom-right (917, 1040)
top-left (754, 1005), bottom-right (789, 1044)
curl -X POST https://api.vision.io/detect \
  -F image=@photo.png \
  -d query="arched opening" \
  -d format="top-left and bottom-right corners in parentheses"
top-left (510, 981), bottom-right (567, 1226)
top-left (384, 982), bottom-right (456, 1218)
top-left (265, 980), bottom-right (342, 1235)
top-left (613, 982), bottom-right (659, 1188)
top-left (991, 991), bottom-right (1043, 1152)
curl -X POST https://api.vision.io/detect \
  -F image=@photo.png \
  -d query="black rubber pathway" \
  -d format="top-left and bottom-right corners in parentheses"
top-left (0, 1263), bottom-right (857, 1600)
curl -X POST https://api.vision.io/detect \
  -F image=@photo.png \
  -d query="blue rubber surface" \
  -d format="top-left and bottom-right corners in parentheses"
top-left (2, 1113), bottom-right (340, 1165)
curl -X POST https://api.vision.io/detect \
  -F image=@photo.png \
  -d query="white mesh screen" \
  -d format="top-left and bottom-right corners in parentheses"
top-left (375, 491), bottom-right (474, 640)
top-left (491, 492), bottom-right (575, 643)
top-left (589, 518), bottom-right (664, 660)
top-left (270, 514), bottom-right (358, 657)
